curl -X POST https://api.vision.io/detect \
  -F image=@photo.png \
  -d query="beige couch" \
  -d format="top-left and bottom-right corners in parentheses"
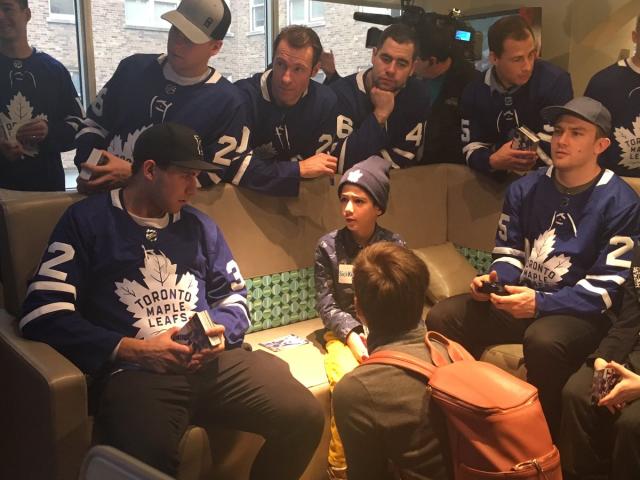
top-left (0, 164), bottom-right (564, 480)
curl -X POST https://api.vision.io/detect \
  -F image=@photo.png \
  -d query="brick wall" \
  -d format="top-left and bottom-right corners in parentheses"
top-left (28, 0), bottom-right (376, 89)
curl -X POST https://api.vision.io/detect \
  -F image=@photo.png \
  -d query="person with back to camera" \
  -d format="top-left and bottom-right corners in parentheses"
top-left (413, 23), bottom-right (480, 165)
top-left (314, 155), bottom-right (405, 479)
top-left (333, 242), bottom-right (448, 480)
top-left (427, 97), bottom-right (640, 440)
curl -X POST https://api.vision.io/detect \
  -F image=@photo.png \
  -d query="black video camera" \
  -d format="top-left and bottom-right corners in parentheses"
top-left (356, 4), bottom-right (482, 62)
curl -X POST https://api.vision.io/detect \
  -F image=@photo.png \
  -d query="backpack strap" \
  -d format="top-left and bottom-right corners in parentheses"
top-left (363, 350), bottom-right (436, 379)
top-left (424, 331), bottom-right (475, 365)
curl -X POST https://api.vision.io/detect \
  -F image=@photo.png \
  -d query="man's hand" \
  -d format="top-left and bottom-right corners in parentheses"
top-left (188, 324), bottom-right (226, 371)
top-left (77, 150), bottom-right (132, 194)
top-left (117, 327), bottom-right (192, 373)
top-left (490, 285), bottom-right (537, 318)
top-left (319, 50), bottom-right (337, 80)
top-left (347, 331), bottom-right (369, 363)
top-left (16, 119), bottom-right (48, 145)
top-left (599, 360), bottom-right (640, 412)
top-left (489, 141), bottom-right (537, 172)
top-left (299, 153), bottom-right (337, 178)
top-left (470, 270), bottom-right (499, 302)
top-left (0, 140), bottom-right (24, 161)
top-left (370, 86), bottom-right (396, 125)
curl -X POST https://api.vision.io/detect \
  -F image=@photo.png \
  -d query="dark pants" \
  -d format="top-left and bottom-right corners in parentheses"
top-left (560, 351), bottom-right (640, 480)
top-left (426, 294), bottom-right (609, 439)
top-left (93, 348), bottom-right (324, 478)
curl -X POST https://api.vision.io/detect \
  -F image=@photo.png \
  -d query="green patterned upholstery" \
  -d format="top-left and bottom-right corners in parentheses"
top-left (245, 247), bottom-right (493, 333)
top-left (455, 246), bottom-right (493, 275)
top-left (246, 268), bottom-right (317, 333)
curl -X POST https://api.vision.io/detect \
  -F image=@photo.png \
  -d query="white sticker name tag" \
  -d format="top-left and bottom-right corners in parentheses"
top-left (338, 264), bottom-right (354, 284)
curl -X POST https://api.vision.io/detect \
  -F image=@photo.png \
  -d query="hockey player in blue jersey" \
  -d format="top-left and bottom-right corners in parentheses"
top-left (0, 0), bottom-right (83, 191)
top-left (427, 97), bottom-right (640, 440)
top-left (20, 123), bottom-right (323, 478)
top-left (584, 15), bottom-right (640, 177)
top-left (461, 15), bottom-right (573, 174)
top-left (330, 24), bottom-right (431, 173)
top-left (232, 25), bottom-right (337, 196)
top-left (74, 0), bottom-right (267, 194)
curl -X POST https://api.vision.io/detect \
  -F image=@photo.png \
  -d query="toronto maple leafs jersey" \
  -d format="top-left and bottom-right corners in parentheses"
top-left (491, 167), bottom-right (640, 317)
top-left (0, 49), bottom-right (83, 191)
top-left (330, 70), bottom-right (430, 172)
top-left (231, 70), bottom-right (338, 196)
top-left (584, 58), bottom-right (640, 176)
top-left (20, 189), bottom-right (250, 375)
top-left (461, 60), bottom-right (573, 173)
top-left (74, 54), bottom-right (262, 191)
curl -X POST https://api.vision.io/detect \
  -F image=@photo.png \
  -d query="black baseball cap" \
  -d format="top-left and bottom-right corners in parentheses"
top-left (133, 123), bottom-right (216, 171)
top-left (541, 96), bottom-right (612, 136)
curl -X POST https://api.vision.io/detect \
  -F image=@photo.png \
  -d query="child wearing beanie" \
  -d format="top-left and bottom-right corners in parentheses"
top-left (314, 155), bottom-right (406, 479)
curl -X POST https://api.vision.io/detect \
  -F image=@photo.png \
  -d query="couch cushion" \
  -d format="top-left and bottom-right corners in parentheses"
top-left (413, 243), bottom-right (478, 303)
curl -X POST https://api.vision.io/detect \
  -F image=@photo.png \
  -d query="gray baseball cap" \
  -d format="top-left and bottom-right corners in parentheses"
top-left (541, 96), bottom-right (612, 136)
top-left (162, 0), bottom-right (231, 44)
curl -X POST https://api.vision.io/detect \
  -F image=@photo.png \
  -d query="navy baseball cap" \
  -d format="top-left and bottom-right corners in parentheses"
top-left (542, 96), bottom-right (612, 136)
top-left (133, 123), bottom-right (216, 172)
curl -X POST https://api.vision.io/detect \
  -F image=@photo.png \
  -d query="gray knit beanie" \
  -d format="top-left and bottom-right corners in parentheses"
top-left (338, 155), bottom-right (391, 212)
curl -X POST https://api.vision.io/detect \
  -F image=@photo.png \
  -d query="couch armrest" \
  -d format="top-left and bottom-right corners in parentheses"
top-left (0, 309), bottom-right (91, 480)
top-left (413, 242), bottom-right (478, 304)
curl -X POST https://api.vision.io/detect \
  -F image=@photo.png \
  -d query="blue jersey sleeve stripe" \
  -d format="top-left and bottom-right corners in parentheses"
top-left (19, 302), bottom-right (76, 330)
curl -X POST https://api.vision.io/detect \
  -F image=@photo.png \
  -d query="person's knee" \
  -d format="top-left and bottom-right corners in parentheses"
top-left (271, 385), bottom-right (324, 443)
top-left (615, 410), bottom-right (640, 442)
top-left (426, 296), bottom-right (460, 333)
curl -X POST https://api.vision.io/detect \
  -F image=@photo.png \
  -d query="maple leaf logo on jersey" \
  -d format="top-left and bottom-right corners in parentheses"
top-left (0, 92), bottom-right (48, 156)
top-left (614, 115), bottom-right (640, 170)
top-left (108, 125), bottom-right (151, 161)
top-left (347, 170), bottom-right (363, 183)
top-left (520, 228), bottom-right (572, 288)
top-left (115, 248), bottom-right (199, 338)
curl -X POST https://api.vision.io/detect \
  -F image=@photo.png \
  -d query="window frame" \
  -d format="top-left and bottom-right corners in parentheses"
top-left (124, 0), bottom-right (180, 31)
top-left (48, 0), bottom-right (76, 23)
top-left (250, 0), bottom-right (266, 33)
top-left (288, 0), bottom-right (324, 27)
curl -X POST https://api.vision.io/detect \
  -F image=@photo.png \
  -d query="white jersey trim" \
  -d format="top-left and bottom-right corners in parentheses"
top-left (585, 274), bottom-right (626, 286)
top-left (260, 69), bottom-right (272, 102)
top-left (577, 279), bottom-right (612, 309)
top-left (492, 247), bottom-right (525, 258)
top-left (232, 155), bottom-right (252, 185)
top-left (27, 281), bottom-right (77, 300)
top-left (20, 302), bottom-right (76, 330)
top-left (596, 169), bottom-right (614, 186)
top-left (356, 70), bottom-right (367, 94)
top-left (492, 257), bottom-right (524, 271)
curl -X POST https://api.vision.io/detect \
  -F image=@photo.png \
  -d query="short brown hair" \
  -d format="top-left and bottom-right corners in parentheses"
top-left (377, 23), bottom-right (418, 60)
top-left (488, 15), bottom-right (535, 57)
top-left (353, 242), bottom-right (428, 336)
top-left (273, 25), bottom-right (323, 66)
